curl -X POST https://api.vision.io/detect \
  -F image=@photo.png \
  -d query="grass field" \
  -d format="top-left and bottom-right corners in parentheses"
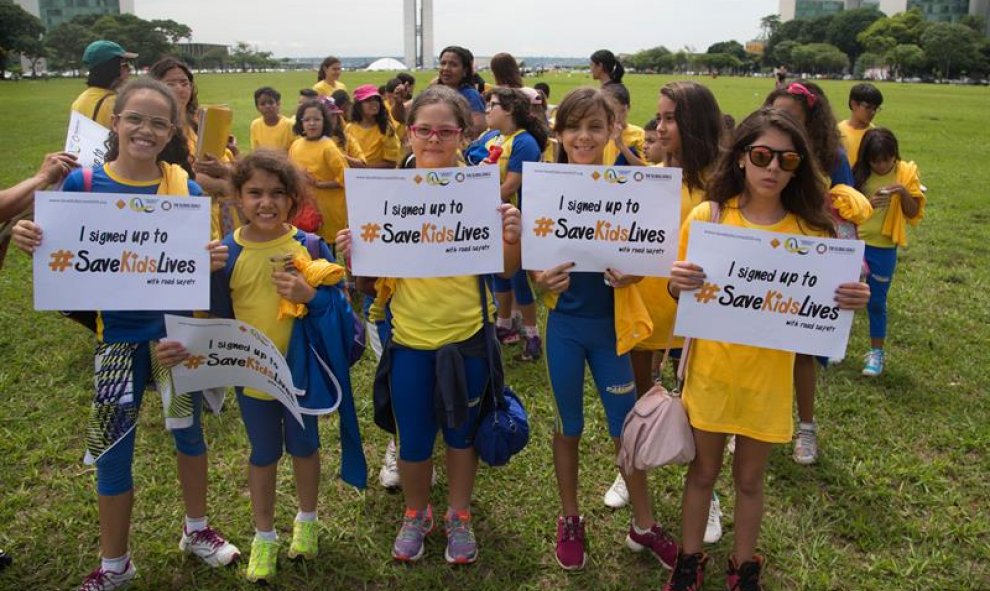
top-left (0, 72), bottom-right (988, 590)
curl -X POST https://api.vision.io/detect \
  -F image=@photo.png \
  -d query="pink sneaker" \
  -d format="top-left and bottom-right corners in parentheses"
top-left (726, 554), bottom-right (765, 590)
top-left (626, 522), bottom-right (678, 569)
top-left (555, 515), bottom-right (587, 570)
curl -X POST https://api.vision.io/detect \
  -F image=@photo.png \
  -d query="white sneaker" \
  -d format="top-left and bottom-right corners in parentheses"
top-left (379, 439), bottom-right (437, 489)
top-left (703, 494), bottom-right (723, 544)
top-left (793, 423), bottom-right (819, 465)
top-left (603, 473), bottom-right (629, 509)
top-left (179, 526), bottom-right (240, 567)
top-left (77, 560), bottom-right (136, 591)
top-left (379, 439), bottom-right (401, 489)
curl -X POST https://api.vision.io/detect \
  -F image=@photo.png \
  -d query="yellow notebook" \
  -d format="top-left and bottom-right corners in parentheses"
top-left (195, 105), bottom-right (232, 160)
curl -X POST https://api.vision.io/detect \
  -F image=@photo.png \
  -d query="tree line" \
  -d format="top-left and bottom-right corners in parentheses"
top-left (0, 1), bottom-right (281, 79)
top-left (626, 8), bottom-right (989, 80)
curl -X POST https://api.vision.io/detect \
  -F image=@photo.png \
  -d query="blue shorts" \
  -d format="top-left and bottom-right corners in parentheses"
top-left (545, 312), bottom-right (636, 438)
top-left (237, 391), bottom-right (320, 466)
top-left (389, 346), bottom-right (487, 462)
top-left (492, 268), bottom-right (535, 307)
top-left (95, 342), bottom-right (207, 496)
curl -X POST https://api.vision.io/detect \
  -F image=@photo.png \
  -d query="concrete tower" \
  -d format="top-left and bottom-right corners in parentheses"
top-left (403, 0), bottom-right (434, 69)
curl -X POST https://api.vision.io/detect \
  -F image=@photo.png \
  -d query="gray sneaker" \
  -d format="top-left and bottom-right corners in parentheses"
top-left (392, 505), bottom-right (433, 562)
top-left (444, 508), bottom-right (478, 564)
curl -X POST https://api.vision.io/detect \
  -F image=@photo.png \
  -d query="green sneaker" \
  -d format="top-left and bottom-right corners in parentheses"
top-left (288, 520), bottom-right (319, 560)
top-left (246, 538), bottom-right (278, 583)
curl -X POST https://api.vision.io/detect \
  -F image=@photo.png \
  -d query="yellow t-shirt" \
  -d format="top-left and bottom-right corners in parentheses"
top-left (288, 136), bottom-right (347, 243)
top-left (313, 79), bottom-right (346, 96)
top-left (838, 119), bottom-right (871, 168)
top-left (603, 124), bottom-right (646, 166)
top-left (229, 226), bottom-right (306, 400)
top-left (250, 116), bottom-right (296, 152)
top-left (71, 87), bottom-right (116, 128)
top-left (858, 167), bottom-right (902, 248)
top-left (341, 130), bottom-right (368, 163)
top-left (345, 122), bottom-right (400, 165)
top-left (636, 173), bottom-right (706, 351)
top-left (390, 276), bottom-right (495, 349)
top-left (679, 198), bottom-right (828, 443)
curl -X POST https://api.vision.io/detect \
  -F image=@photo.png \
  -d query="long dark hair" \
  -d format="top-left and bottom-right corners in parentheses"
top-left (659, 81), bottom-right (724, 194)
top-left (103, 79), bottom-right (193, 176)
top-left (852, 127), bottom-right (900, 191)
top-left (489, 87), bottom-right (548, 153)
top-left (553, 87), bottom-right (616, 164)
top-left (293, 99), bottom-right (334, 138)
top-left (350, 95), bottom-right (393, 136)
top-left (707, 107), bottom-right (833, 236)
top-left (490, 52), bottom-right (523, 88)
top-left (86, 56), bottom-right (126, 90)
top-left (317, 56), bottom-right (341, 82)
top-left (764, 80), bottom-right (839, 179)
top-left (591, 49), bottom-right (624, 85)
top-left (439, 46), bottom-right (475, 88)
top-left (148, 57), bottom-right (199, 130)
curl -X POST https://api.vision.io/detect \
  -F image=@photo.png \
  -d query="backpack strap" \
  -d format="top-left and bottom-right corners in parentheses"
top-left (677, 201), bottom-right (722, 384)
top-left (299, 230), bottom-right (322, 260)
top-left (82, 167), bottom-right (93, 192)
top-left (92, 91), bottom-right (113, 123)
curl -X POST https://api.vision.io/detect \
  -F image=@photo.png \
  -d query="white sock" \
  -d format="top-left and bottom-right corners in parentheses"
top-left (632, 521), bottom-right (654, 535)
top-left (523, 325), bottom-right (539, 338)
top-left (296, 510), bottom-right (318, 523)
top-left (255, 530), bottom-right (278, 542)
top-left (798, 421), bottom-right (816, 432)
top-left (496, 317), bottom-right (512, 329)
top-left (101, 553), bottom-right (129, 574)
top-left (185, 515), bottom-right (208, 534)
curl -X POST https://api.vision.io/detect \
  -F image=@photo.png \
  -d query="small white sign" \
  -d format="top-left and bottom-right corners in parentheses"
top-left (164, 315), bottom-right (305, 427)
top-left (521, 162), bottom-right (682, 276)
top-left (65, 111), bottom-right (110, 170)
top-left (32, 192), bottom-right (211, 311)
top-left (345, 167), bottom-right (504, 278)
top-left (674, 222), bottom-right (865, 358)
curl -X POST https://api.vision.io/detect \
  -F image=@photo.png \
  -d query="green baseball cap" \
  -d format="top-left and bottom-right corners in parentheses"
top-left (82, 40), bottom-right (138, 67)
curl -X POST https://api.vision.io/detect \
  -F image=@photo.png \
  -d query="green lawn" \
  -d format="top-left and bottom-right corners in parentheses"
top-left (0, 73), bottom-right (988, 590)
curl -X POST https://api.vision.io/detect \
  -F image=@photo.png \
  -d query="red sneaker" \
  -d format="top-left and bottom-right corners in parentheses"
top-left (554, 515), bottom-right (587, 570)
top-left (625, 521), bottom-right (678, 569)
top-left (726, 554), bottom-right (765, 590)
top-left (663, 552), bottom-right (708, 591)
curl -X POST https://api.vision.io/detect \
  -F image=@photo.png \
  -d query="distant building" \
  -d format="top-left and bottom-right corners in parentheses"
top-left (781, 0), bottom-right (988, 35)
top-left (403, 0), bottom-right (434, 69)
top-left (14, 0), bottom-right (135, 31)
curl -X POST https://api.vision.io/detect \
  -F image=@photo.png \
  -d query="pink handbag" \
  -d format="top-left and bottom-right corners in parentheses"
top-left (616, 379), bottom-right (695, 472)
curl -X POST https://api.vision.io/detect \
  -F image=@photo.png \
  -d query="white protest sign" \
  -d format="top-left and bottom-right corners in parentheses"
top-left (345, 167), bottom-right (504, 278)
top-left (164, 315), bottom-right (305, 427)
top-left (521, 163), bottom-right (682, 276)
top-left (32, 192), bottom-right (211, 310)
top-left (674, 222), bottom-right (865, 358)
top-left (65, 111), bottom-right (110, 169)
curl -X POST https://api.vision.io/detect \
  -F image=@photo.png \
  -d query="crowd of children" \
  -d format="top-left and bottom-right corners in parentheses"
top-left (0, 40), bottom-right (929, 590)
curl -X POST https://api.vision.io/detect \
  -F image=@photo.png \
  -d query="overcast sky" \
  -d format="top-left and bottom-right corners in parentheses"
top-left (135, 0), bottom-right (779, 58)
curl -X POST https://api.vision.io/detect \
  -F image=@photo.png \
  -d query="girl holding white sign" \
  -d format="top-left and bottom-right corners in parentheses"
top-left (664, 108), bottom-right (870, 591)
top-left (337, 86), bottom-right (521, 565)
top-left (534, 87), bottom-right (676, 572)
top-left (12, 78), bottom-right (238, 591)
top-left (606, 82), bottom-right (725, 542)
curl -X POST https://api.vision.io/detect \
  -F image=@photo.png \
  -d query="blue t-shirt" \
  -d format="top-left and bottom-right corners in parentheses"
top-left (552, 272), bottom-right (614, 318)
top-left (62, 165), bottom-right (205, 343)
top-left (465, 129), bottom-right (499, 166)
top-left (458, 85), bottom-right (486, 113)
top-left (830, 148), bottom-right (854, 188)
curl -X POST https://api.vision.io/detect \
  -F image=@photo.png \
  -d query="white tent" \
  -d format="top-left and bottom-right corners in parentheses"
top-left (365, 58), bottom-right (408, 71)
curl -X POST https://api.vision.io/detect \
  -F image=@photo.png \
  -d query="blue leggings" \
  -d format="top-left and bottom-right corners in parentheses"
top-left (545, 312), bottom-right (636, 438)
top-left (390, 346), bottom-right (487, 462)
top-left (492, 268), bottom-right (535, 307)
top-left (237, 392), bottom-right (320, 466)
top-left (864, 245), bottom-right (898, 340)
top-left (95, 343), bottom-right (207, 496)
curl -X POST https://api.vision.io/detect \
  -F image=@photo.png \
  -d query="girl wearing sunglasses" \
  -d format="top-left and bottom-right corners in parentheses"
top-left (664, 108), bottom-right (869, 591)
top-left (764, 80), bottom-right (870, 466)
